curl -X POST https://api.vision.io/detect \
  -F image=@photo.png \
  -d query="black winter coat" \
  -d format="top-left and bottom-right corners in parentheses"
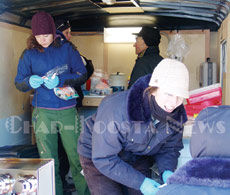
top-left (128, 46), bottom-right (163, 88)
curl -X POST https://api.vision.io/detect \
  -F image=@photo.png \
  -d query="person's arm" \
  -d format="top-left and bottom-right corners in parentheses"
top-left (15, 50), bottom-right (33, 92)
top-left (154, 131), bottom-right (184, 175)
top-left (91, 99), bottom-right (145, 190)
top-left (58, 43), bottom-right (87, 87)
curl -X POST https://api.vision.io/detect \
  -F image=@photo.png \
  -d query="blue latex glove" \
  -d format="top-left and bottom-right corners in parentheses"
top-left (29, 75), bottom-right (44, 89)
top-left (140, 178), bottom-right (160, 195)
top-left (162, 170), bottom-right (173, 183)
top-left (44, 75), bottom-right (59, 89)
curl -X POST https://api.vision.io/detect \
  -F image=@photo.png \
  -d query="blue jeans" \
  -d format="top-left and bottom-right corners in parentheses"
top-left (79, 155), bottom-right (152, 195)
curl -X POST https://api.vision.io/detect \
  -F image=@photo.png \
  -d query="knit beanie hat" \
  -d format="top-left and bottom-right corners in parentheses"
top-left (55, 19), bottom-right (71, 32)
top-left (31, 11), bottom-right (56, 37)
top-left (149, 58), bottom-right (189, 98)
top-left (133, 26), bottom-right (161, 47)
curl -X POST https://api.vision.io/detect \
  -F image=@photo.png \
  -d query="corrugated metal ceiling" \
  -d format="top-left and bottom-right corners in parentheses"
top-left (0, 0), bottom-right (230, 31)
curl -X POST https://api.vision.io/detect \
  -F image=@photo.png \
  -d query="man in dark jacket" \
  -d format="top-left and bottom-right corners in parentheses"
top-left (128, 26), bottom-right (163, 88)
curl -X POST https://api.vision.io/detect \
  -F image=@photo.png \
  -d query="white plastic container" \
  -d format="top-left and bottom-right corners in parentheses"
top-left (109, 72), bottom-right (127, 92)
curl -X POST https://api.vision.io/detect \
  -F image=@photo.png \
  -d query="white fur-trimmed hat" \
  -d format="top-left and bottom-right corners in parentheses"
top-left (149, 58), bottom-right (189, 98)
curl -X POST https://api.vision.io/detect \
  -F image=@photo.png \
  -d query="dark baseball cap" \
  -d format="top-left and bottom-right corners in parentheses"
top-left (133, 26), bottom-right (161, 47)
top-left (55, 18), bottom-right (71, 32)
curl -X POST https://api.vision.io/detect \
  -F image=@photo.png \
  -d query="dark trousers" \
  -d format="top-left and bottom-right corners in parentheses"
top-left (79, 155), bottom-right (152, 195)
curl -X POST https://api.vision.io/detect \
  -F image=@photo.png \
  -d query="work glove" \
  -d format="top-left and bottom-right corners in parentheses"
top-left (29, 75), bottom-right (44, 89)
top-left (140, 177), bottom-right (160, 195)
top-left (162, 170), bottom-right (173, 183)
top-left (44, 75), bottom-right (59, 89)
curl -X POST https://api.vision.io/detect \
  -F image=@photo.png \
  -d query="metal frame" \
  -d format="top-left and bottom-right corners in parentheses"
top-left (1, 0), bottom-right (230, 31)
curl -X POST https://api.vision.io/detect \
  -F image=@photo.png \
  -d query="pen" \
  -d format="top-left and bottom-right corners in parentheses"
top-left (158, 183), bottom-right (167, 189)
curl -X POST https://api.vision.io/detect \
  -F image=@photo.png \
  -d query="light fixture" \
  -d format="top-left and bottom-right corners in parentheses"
top-left (104, 27), bottom-right (141, 43)
top-left (102, 0), bottom-right (116, 5)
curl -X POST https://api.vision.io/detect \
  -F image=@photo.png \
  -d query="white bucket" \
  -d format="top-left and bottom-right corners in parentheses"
top-left (109, 72), bottom-right (127, 92)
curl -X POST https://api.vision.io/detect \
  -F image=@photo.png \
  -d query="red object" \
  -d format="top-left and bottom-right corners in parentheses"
top-left (185, 84), bottom-right (222, 116)
top-left (86, 79), bottom-right (91, 91)
top-left (185, 104), bottom-right (207, 116)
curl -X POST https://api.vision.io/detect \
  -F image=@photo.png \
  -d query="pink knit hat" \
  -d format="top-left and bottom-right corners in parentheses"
top-left (31, 11), bottom-right (56, 37)
top-left (149, 58), bottom-right (189, 98)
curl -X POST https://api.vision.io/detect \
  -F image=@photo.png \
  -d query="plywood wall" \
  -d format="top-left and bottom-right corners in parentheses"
top-left (71, 34), bottom-right (104, 70)
top-left (218, 14), bottom-right (230, 105)
top-left (0, 22), bottom-right (31, 118)
top-left (0, 23), bottom-right (32, 146)
top-left (72, 30), bottom-right (218, 91)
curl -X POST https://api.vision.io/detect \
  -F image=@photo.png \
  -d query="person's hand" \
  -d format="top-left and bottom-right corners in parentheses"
top-left (162, 170), bottom-right (173, 183)
top-left (29, 75), bottom-right (44, 89)
top-left (140, 177), bottom-right (160, 195)
top-left (44, 75), bottom-right (59, 89)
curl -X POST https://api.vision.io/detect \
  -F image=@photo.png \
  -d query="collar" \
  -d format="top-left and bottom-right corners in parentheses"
top-left (138, 46), bottom-right (160, 59)
top-left (127, 74), bottom-right (151, 122)
top-left (56, 30), bottom-right (67, 41)
top-left (138, 49), bottom-right (146, 58)
top-left (168, 157), bottom-right (230, 188)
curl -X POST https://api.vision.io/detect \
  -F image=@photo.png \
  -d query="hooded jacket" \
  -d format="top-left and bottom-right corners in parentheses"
top-left (78, 74), bottom-right (187, 190)
top-left (128, 46), bottom-right (163, 88)
top-left (157, 106), bottom-right (230, 195)
top-left (15, 38), bottom-right (87, 109)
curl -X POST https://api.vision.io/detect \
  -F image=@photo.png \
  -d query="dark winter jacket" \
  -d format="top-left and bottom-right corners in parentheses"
top-left (157, 106), bottom-right (230, 195)
top-left (15, 38), bottom-right (87, 109)
top-left (128, 46), bottom-right (163, 88)
top-left (78, 74), bottom-right (187, 190)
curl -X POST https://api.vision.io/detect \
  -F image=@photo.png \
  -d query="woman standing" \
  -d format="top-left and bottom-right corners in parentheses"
top-left (78, 58), bottom-right (189, 194)
top-left (15, 11), bottom-right (89, 195)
